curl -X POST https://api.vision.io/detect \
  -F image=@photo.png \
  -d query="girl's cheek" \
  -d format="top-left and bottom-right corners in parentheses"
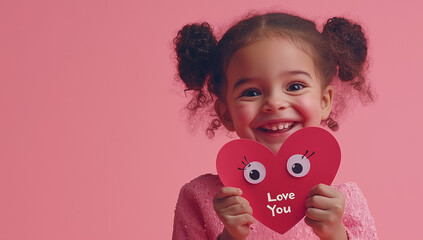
top-left (296, 98), bottom-right (322, 126)
top-left (231, 104), bottom-right (255, 126)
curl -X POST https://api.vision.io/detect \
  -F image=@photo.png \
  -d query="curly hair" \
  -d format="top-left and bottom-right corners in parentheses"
top-left (174, 12), bottom-right (373, 137)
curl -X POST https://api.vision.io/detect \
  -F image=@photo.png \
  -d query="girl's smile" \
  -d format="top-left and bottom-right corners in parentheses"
top-left (217, 37), bottom-right (333, 154)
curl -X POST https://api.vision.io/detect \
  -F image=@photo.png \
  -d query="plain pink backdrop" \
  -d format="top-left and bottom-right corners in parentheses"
top-left (1, 0), bottom-right (422, 239)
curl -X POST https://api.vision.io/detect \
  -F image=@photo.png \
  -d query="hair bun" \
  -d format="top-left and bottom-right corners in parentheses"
top-left (174, 22), bottom-right (217, 90)
top-left (323, 17), bottom-right (368, 82)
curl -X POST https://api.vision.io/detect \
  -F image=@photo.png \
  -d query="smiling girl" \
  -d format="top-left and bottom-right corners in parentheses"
top-left (172, 12), bottom-right (377, 240)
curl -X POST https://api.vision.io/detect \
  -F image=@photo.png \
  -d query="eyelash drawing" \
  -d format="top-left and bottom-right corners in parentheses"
top-left (302, 150), bottom-right (315, 159)
top-left (238, 156), bottom-right (251, 170)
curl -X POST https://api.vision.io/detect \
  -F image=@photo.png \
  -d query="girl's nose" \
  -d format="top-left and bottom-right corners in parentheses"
top-left (262, 94), bottom-right (288, 112)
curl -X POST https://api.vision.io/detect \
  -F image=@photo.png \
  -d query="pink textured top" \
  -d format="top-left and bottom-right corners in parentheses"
top-left (172, 174), bottom-right (377, 240)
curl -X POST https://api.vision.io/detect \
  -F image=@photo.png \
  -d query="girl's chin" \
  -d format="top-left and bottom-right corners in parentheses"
top-left (255, 123), bottom-right (305, 154)
top-left (266, 142), bottom-right (284, 154)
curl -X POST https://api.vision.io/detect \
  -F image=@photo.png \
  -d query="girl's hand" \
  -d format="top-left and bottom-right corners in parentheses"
top-left (213, 187), bottom-right (254, 240)
top-left (305, 184), bottom-right (348, 240)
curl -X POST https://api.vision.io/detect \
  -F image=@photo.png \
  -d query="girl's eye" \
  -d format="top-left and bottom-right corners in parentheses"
top-left (287, 82), bottom-right (305, 91)
top-left (241, 88), bottom-right (261, 97)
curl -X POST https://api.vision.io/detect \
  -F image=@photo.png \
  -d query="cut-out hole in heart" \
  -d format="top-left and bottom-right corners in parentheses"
top-left (216, 127), bottom-right (341, 235)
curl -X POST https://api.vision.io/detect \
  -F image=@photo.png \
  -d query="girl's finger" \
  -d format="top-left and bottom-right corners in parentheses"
top-left (214, 195), bottom-right (250, 211)
top-left (308, 184), bottom-right (338, 198)
top-left (225, 213), bottom-right (254, 226)
top-left (304, 216), bottom-right (322, 229)
top-left (305, 207), bottom-right (328, 221)
top-left (220, 202), bottom-right (253, 216)
top-left (306, 195), bottom-right (332, 210)
top-left (214, 187), bottom-right (242, 200)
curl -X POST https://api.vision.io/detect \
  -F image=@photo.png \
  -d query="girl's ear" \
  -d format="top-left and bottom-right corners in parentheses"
top-left (214, 100), bottom-right (235, 131)
top-left (321, 85), bottom-right (334, 120)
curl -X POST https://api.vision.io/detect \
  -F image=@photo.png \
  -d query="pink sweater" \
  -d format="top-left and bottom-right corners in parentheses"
top-left (172, 174), bottom-right (377, 239)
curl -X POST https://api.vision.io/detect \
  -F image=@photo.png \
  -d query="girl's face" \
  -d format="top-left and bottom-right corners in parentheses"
top-left (216, 37), bottom-right (333, 154)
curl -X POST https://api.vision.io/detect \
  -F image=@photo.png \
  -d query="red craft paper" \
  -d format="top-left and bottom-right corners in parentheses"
top-left (216, 127), bottom-right (341, 235)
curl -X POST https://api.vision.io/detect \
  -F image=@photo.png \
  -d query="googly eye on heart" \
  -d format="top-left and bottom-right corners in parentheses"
top-left (216, 127), bottom-right (341, 235)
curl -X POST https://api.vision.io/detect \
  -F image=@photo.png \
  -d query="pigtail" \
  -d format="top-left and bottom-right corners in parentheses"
top-left (174, 22), bottom-right (223, 137)
top-left (174, 22), bottom-right (217, 111)
top-left (322, 17), bottom-right (374, 131)
top-left (322, 17), bottom-right (369, 90)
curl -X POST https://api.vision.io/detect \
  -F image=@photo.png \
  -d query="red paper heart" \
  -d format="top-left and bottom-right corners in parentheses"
top-left (216, 127), bottom-right (341, 235)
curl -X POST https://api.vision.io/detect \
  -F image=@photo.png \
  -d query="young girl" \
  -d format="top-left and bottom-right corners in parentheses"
top-left (172, 12), bottom-right (377, 240)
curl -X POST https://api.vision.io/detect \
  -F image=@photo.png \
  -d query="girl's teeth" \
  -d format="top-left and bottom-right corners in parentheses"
top-left (262, 122), bottom-right (294, 131)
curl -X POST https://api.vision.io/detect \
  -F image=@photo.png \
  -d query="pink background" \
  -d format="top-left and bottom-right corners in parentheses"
top-left (1, 0), bottom-right (421, 239)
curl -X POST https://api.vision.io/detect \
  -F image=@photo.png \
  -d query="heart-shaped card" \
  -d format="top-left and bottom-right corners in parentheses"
top-left (216, 127), bottom-right (341, 235)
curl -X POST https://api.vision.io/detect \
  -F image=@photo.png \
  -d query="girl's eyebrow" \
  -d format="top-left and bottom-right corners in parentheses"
top-left (233, 78), bottom-right (256, 91)
top-left (280, 70), bottom-right (312, 79)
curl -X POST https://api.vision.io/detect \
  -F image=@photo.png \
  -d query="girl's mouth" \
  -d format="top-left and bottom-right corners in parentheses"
top-left (259, 122), bottom-right (296, 133)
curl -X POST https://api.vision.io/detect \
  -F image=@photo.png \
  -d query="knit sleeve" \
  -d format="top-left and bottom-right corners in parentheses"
top-left (172, 174), bottom-right (224, 240)
top-left (338, 182), bottom-right (378, 240)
